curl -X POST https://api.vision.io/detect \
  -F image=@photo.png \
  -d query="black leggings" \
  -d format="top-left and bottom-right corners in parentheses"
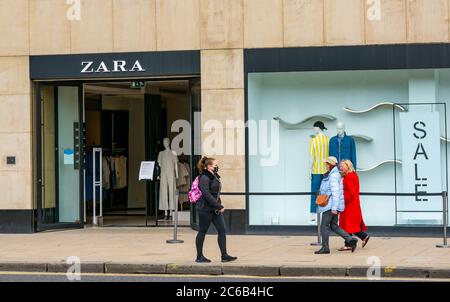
top-left (196, 211), bottom-right (227, 258)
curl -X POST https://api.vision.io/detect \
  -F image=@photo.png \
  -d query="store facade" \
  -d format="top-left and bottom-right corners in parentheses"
top-left (31, 51), bottom-right (201, 232)
top-left (0, 0), bottom-right (450, 234)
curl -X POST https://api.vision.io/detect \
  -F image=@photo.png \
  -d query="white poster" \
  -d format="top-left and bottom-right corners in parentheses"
top-left (399, 112), bottom-right (442, 212)
top-left (139, 161), bottom-right (155, 181)
top-left (63, 149), bottom-right (74, 165)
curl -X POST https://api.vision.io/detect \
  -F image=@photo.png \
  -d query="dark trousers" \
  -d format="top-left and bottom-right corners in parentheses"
top-left (321, 210), bottom-right (353, 250)
top-left (196, 211), bottom-right (227, 258)
top-left (345, 231), bottom-right (369, 247)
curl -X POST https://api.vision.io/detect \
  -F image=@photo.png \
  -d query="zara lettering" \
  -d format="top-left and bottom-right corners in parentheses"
top-left (412, 121), bottom-right (429, 202)
top-left (81, 60), bottom-right (146, 73)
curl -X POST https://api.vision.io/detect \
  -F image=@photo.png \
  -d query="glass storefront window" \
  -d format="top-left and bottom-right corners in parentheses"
top-left (248, 69), bottom-right (449, 227)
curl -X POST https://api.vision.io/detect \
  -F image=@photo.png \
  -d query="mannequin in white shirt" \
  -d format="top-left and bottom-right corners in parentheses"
top-left (157, 138), bottom-right (179, 219)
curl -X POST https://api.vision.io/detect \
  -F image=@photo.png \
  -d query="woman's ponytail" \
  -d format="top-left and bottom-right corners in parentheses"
top-left (197, 156), bottom-right (215, 173)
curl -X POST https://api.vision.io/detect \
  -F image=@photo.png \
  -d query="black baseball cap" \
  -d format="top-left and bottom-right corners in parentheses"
top-left (313, 121), bottom-right (327, 130)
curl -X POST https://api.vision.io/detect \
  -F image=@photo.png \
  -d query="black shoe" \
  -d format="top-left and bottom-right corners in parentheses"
top-left (221, 254), bottom-right (238, 263)
top-left (349, 238), bottom-right (358, 253)
top-left (314, 248), bottom-right (330, 254)
top-left (362, 236), bottom-right (370, 248)
top-left (195, 256), bottom-right (211, 263)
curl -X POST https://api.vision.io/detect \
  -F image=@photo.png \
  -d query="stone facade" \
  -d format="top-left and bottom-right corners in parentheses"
top-left (1, 0), bottom-right (449, 215)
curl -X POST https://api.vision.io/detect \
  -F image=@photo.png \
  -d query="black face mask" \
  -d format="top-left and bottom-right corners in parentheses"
top-left (213, 166), bottom-right (219, 173)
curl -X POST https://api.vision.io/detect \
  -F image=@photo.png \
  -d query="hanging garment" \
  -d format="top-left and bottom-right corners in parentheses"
top-left (102, 157), bottom-right (110, 190)
top-left (329, 133), bottom-right (357, 169)
top-left (176, 162), bottom-right (189, 187)
top-left (310, 133), bottom-right (329, 174)
top-left (157, 149), bottom-right (178, 211)
top-left (111, 157), bottom-right (117, 189)
top-left (114, 156), bottom-right (127, 189)
top-left (177, 162), bottom-right (190, 204)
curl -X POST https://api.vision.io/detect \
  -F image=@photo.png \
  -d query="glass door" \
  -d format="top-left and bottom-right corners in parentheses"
top-left (35, 82), bottom-right (84, 231)
top-left (189, 78), bottom-right (201, 228)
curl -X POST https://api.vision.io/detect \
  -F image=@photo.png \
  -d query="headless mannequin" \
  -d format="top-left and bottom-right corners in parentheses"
top-left (157, 138), bottom-right (179, 219)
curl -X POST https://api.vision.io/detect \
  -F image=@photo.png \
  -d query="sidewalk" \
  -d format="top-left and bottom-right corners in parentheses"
top-left (0, 228), bottom-right (449, 279)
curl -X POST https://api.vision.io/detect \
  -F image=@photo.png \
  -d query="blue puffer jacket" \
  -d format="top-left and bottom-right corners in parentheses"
top-left (318, 167), bottom-right (345, 213)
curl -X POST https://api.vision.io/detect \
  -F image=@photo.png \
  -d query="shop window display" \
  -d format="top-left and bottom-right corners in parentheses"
top-left (248, 69), bottom-right (449, 227)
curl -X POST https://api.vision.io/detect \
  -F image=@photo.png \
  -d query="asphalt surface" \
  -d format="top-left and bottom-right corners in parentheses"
top-left (0, 272), bottom-right (441, 282)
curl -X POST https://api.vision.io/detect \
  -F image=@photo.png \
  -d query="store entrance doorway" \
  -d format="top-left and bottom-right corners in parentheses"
top-left (35, 78), bottom-right (201, 231)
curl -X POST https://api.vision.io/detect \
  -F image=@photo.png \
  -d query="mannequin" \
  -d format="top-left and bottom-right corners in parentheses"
top-left (157, 137), bottom-right (179, 219)
top-left (329, 121), bottom-right (357, 169)
top-left (309, 121), bottom-right (329, 224)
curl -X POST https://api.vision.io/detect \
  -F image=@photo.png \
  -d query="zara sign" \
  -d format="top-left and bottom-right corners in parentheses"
top-left (80, 60), bottom-right (146, 74)
top-left (29, 50), bottom-right (200, 80)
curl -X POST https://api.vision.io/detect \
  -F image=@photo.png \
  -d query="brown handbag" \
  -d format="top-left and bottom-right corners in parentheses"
top-left (316, 194), bottom-right (330, 207)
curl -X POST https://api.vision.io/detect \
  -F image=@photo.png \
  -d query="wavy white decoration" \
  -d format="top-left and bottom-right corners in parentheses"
top-left (351, 134), bottom-right (373, 142)
top-left (441, 136), bottom-right (450, 143)
top-left (357, 160), bottom-right (402, 173)
top-left (274, 115), bottom-right (336, 130)
top-left (344, 102), bottom-right (407, 114)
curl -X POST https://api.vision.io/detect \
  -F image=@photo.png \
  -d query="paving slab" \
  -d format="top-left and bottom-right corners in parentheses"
top-left (0, 228), bottom-right (449, 279)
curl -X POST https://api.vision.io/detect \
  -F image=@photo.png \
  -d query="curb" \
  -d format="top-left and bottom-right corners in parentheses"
top-left (167, 264), bottom-right (222, 275)
top-left (105, 263), bottom-right (166, 274)
top-left (280, 266), bottom-right (347, 277)
top-left (48, 262), bottom-right (105, 274)
top-left (0, 262), bottom-right (48, 272)
top-left (222, 265), bottom-right (280, 277)
top-left (0, 262), bottom-right (448, 279)
top-left (346, 266), bottom-right (431, 278)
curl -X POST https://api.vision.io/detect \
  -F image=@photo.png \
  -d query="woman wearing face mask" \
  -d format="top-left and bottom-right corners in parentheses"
top-left (195, 156), bottom-right (237, 263)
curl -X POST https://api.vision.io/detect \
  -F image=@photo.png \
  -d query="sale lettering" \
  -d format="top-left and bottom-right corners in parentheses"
top-left (412, 121), bottom-right (429, 202)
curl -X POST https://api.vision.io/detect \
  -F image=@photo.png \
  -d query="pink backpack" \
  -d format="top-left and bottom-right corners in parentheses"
top-left (188, 176), bottom-right (202, 203)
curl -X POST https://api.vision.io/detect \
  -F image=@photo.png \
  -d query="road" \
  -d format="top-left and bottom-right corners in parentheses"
top-left (0, 272), bottom-right (444, 282)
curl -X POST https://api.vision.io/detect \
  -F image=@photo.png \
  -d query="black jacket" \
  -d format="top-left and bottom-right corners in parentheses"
top-left (196, 170), bottom-right (224, 213)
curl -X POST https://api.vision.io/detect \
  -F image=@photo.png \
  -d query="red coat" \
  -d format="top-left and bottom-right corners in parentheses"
top-left (339, 172), bottom-right (367, 234)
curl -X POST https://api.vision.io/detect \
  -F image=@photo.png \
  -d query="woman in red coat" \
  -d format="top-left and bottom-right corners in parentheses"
top-left (338, 160), bottom-right (370, 251)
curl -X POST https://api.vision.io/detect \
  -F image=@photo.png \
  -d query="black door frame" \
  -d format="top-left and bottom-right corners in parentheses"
top-left (35, 77), bottom-right (200, 231)
top-left (35, 81), bottom-right (85, 232)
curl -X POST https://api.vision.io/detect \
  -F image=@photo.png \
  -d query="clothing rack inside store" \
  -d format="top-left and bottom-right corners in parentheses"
top-left (102, 148), bottom-right (128, 210)
top-left (102, 148), bottom-right (127, 154)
